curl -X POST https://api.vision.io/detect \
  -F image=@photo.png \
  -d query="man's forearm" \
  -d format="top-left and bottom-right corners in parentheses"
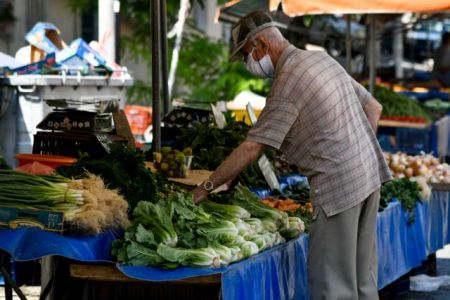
top-left (209, 141), bottom-right (264, 189)
top-left (363, 99), bottom-right (382, 132)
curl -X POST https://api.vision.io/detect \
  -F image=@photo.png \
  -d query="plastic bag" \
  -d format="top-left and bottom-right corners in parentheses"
top-left (410, 274), bottom-right (450, 292)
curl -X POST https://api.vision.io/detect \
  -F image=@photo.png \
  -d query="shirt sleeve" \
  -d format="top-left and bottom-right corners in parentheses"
top-left (349, 76), bottom-right (373, 107)
top-left (246, 96), bottom-right (299, 150)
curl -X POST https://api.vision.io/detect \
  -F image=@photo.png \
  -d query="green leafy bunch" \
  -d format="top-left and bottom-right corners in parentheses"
top-left (379, 178), bottom-right (422, 223)
top-left (177, 116), bottom-right (275, 188)
top-left (57, 143), bottom-right (163, 214)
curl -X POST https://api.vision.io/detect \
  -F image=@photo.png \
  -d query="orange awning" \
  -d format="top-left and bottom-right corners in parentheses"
top-left (269, 0), bottom-right (450, 15)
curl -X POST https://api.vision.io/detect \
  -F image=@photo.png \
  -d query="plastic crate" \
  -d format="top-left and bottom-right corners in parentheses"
top-left (15, 153), bottom-right (77, 168)
top-left (32, 131), bottom-right (108, 158)
top-left (395, 127), bottom-right (433, 155)
top-left (124, 105), bottom-right (152, 135)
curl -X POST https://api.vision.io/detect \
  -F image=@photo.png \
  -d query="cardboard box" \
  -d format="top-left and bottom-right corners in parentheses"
top-left (25, 22), bottom-right (67, 62)
top-left (0, 206), bottom-right (64, 232)
top-left (56, 38), bottom-right (110, 71)
top-left (12, 53), bottom-right (57, 75)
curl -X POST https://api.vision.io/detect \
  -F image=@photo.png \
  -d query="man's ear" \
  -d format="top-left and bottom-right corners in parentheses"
top-left (258, 36), bottom-right (270, 53)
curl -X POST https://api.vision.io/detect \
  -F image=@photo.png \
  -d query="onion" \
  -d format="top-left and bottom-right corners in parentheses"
top-left (405, 168), bottom-right (414, 178)
top-left (396, 164), bottom-right (406, 173)
top-left (431, 158), bottom-right (440, 166)
top-left (391, 154), bottom-right (400, 166)
top-left (418, 165), bottom-right (429, 176)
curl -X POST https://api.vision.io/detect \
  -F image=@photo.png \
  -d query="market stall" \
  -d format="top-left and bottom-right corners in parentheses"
top-left (1, 186), bottom-right (450, 299)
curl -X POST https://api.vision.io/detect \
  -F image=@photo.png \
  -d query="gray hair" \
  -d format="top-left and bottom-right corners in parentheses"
top-left (252, 26), bottom-right (286, 44)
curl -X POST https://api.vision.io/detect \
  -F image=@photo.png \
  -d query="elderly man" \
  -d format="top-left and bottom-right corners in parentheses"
top-left (193, 11), bottom-right (391, 300)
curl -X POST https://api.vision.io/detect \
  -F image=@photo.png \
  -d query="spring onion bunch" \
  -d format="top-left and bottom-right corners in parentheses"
top-left (0, 170), bottom-right (130, 234)
top-left (0, 170), bottom-right (83, 216)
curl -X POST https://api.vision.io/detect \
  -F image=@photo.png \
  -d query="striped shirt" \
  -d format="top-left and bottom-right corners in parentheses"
top-left (247, 45), bottom-right (392, 217)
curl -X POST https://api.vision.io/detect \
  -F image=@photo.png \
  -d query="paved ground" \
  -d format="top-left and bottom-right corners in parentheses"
top-left (398, 245), bottom-right (450, 300)
top-left (0, 285), bottom-right (40, 300)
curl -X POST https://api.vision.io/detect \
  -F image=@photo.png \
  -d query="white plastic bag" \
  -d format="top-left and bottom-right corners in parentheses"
top-left (410, 274), bottom-right (450, 292)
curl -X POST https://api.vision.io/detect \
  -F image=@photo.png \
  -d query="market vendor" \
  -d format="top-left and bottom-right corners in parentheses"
top-left (193, 11), bottom-right (391, 300)
top-left (431, 32), bottom-right (450, 88)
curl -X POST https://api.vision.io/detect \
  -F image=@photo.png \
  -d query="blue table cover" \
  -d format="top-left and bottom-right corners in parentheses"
top-left (1, 190), bottom-right (450, 300)
top-left (118, 236), bottom-right (309, 300)
top-left (251, 175), bottom-right (308, 198)
top-left (0, 227), bottom-right (118, 262)
top-left (399, 90), bottom-right (450, 102)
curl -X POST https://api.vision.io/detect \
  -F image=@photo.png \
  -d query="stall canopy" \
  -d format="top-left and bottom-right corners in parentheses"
top-left (272, 0), bottom-right (450, 15)
top-left (221, 0), bottom-right (450, 17)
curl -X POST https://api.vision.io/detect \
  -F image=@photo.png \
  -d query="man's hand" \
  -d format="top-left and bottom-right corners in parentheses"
top-left (191, 141), bottom-right (265, 205)
top-left (362, 98), bottom-right (382, 133)
top-left (193, 186), bottom-right (208, 204)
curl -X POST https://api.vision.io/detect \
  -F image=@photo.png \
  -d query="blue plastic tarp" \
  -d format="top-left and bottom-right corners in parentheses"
top-left (119, 235), bottom-right (310, 300)
top-left (376, 200), bottom-right (428, 289)
top-left (426, 190), bottom-right (450, 254)
top-left (251, 175), bottom-right (308, 198)
top-left (0, 228), bottom-right (117, 262)
top-left (222, 235), bottom-right (309, 300)
top-left (399, 90), bottom-right (450, 102)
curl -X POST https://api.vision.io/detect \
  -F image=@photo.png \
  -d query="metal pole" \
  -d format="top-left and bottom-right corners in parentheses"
top-left (369, 15), bottom-right (376, 95)
top-left (393, 16), bottom-right (403, 79)
top-left (114, 0), bottom-right (121, 64)
top-left (98, 0), bottom-right (116, 61)
top-left (345, 15), bottom-right (352, 73)
top-left (151, 0), bottom-right (161, 152)
top-left (160, 0), bottom-right (170, 115)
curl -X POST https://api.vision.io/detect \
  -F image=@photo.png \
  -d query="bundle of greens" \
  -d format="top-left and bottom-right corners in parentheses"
top-left (176, 117), bottom-right (276, 188)
top-left (112, 186), bottom-right (304, 269)
top-left (58, 143), bottom-right (164, 214)
top-left (379, 178), bottom-right (422, 223)
top-left (371, 85), bottom-right (431, 121)
top-left (0, 170), bottom-right (129, 234)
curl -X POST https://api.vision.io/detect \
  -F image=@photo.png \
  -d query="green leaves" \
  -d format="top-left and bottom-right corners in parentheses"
top-left (380, 178), bottom-right (422, 223)
top-left (113, 187), bottom-right (304, 269)
top-left (127, 241), bottom-right (165, 267)
top-left (177, 118), bottom-right (276, 189)
top-left (57, 144), bottom-right (161, 215)
top-left (371, 85), bottom-right (432, 121)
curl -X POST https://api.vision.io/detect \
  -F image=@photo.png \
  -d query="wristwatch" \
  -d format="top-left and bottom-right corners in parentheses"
top-left (202, 180), bottom-right (215, 192)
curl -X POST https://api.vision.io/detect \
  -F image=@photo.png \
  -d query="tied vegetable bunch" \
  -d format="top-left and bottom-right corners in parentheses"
top-left (0, 170), bottom-right (129, 234)
top-left (58, 143), bottom-right (162, 215)
top-left (112, 186), bottom-right (305, 269)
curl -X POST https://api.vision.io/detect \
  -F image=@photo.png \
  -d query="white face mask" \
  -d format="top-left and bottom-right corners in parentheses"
top-left (245, 46), bottom-right (274, 78)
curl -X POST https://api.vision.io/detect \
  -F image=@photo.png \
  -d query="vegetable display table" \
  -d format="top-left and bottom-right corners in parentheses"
top-left (1, 189), bottom-right (450, 300)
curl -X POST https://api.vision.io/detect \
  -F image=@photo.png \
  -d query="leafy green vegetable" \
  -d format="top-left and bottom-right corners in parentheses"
top-left (113, 187), bottom-right (303, 269)
top-left (200, 200), bottom-right (251, 219)
top-left (371, 85), bottom-right (431, 121)
top-left (233, 186), bottom-right (287, 225)
top-left (133, 201), bottom-right (178, 247)
top-left (58, 143), bottom-right (164, 214)
top-left (157, 244), bottom-right (221, 268)
top-left (176, 117), bottom-right (276, 188)
top-left (237, 241), bottom-right (259, 258)
top-left (379, 178), bottom-right (422, 223)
